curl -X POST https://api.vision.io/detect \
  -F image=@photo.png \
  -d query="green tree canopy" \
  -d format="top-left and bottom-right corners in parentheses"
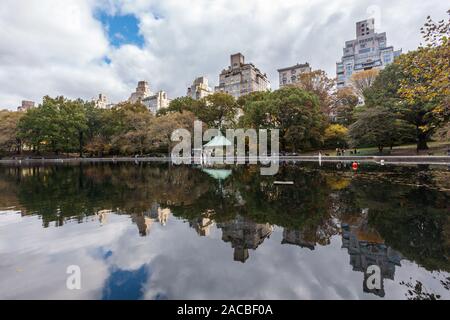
top-left (195, 92), bottom-right (239, 129)
top-left (349, 106), bottom-right (414, 153)
top-left (18, 96), bottom-right (89, 155)
top-left (238, 86), bottom-right (326, 152)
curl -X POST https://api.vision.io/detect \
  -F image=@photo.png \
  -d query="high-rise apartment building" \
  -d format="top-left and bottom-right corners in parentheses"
top-left (187, 76), bottom-right (213, 100)
top-left (214, 53), bottom-right (269, 98)
top-left (128, 81), bottom-right (152, 103)
top-left (142, 90), bottom-right (171, 114)
top-left (277, 63), bottom-right (312, 87)
top-left (93, 93), bottom-right (114, 109)
top-left (336, 18), bottom-right (401, 88)
top-left (17, 100), bottom-right (35, 112)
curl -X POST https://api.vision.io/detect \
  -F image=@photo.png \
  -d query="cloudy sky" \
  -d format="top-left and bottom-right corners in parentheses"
top-left (0, 0), bottom-right (448, 109)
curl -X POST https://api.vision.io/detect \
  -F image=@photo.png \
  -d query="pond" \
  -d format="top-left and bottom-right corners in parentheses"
top-left (0, 162), bottom-right (449, 299)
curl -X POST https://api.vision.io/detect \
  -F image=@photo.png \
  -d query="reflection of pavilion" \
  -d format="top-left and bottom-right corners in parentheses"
top-left (341, 214), bottom-right (402, 297)
top-left (131, 203), bottom-right (171, 236)
top-left (218, 215), bottom-right (273, 263)
top-left (281, 229), bottom-right (316, 250)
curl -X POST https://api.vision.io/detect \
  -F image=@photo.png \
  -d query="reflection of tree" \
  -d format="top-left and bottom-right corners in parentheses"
top-left (400, 279), bottom-right (442, 300)
top-left (231, 164), bottom-right (332, 231)
top-left (0, 163), bottom-right (212, 227)
top-left (348, 178), bottom-right (450, 273)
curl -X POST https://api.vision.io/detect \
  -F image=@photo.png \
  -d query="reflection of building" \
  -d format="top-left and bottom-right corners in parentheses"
top-left (142, 91), bottom-right (171, 114)
top-left (277, 63), bottom-right (311, 87)
top-left (187, 76), bottom-right (212, 100)
top-left (336, 19), bottom-right (401, 88)
top-left (214, 53), bottom-right (269, 98)
top-left (281, 229), bottom-right (315, 250)
top-left (129, 81), bottom-right (152, 103)
top-left (130, 203), bottom-right (171, 236)
top-left (341, 217), bottom-right (402, 297)
top-left (190, 210), bottom-right (215, 236)
top-left (132, 215), bottom-right (153, 236)
top-left (97, 209), bottom-right (112, 225)
top-left (17, 100), bottom-right (35, 112)
top-left (218, 215), bottom-right (273, 263)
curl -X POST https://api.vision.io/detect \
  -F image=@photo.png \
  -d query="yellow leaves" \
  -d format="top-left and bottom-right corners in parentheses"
top-left (397, 42), bottom-right (449, 110)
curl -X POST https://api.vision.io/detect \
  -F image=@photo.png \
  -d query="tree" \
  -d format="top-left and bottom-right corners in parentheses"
top-left (108, 101), bottom-right (154, 155)
top-left (394, 11), bottom-right (450, 149)
top-left (272, 88), bottom-right (326, 152)
top-left (238, 91), bottom-right (272, 129)
top-left (149, 111), bottom-right (196, 155)
top-left (349, 106), bottom-right (413, 153)
top-left (83, 104), bottom-right (112, 156)
top-left (293, 70), bottom-right (335, 116)
top-left (323, 124), bottom-right (348, 149)
top-left (364, 10), bottom-right (450, 151)
top-left (196, 92), bottom-right (239, 129)
top-left (112, 110), bottom-right (154, 155)
top-left (333, 88), bottom-right (359, 126)
top-left (60, 99), bottom-right (89, 157)
top-left (364, 63), bottom-right (403, 109)
top-left (18, 96), bottom-right (89, 155)
top-left (157, 96), bottom-right (199, 116)
top-left (0, 110), bottom-right (23, 155)
top-left (350, 69), bottom-right (379, 101)
top-left (237, 87), bottom-right (326, 152)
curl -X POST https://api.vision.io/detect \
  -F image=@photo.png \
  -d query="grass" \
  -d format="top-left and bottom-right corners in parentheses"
top-left (302, 141), bottom-right (450, 156)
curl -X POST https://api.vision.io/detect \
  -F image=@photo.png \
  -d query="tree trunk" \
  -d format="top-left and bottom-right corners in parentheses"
top-left (378, 145), bottom-right (383, 154)
top-left (79, 131), bottom-right (83, 158)
top-left (416, 126), bottom-right (429, 151)
top-left (417, 138), bottom-right (429, 151)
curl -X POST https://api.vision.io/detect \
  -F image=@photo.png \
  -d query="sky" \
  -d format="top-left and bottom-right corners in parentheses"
top-left (0, 0), bottom-right (448, 109)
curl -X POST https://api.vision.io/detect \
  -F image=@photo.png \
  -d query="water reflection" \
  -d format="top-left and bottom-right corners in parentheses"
top-left (218, 215), bottom-right (273, 263)
top-left (0, 162), bottom-right (449, 299)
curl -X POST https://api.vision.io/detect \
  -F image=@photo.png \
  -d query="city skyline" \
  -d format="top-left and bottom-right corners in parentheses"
top-left (0, 0), bottom-right (448, 109)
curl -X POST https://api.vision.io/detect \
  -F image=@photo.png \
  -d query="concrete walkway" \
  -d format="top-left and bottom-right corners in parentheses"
top-left (1, 155), bottom-right (449, 165)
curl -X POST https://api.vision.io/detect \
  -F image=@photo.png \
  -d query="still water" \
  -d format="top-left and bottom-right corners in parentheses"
top-left (0, 162), bottom-right (449, 300)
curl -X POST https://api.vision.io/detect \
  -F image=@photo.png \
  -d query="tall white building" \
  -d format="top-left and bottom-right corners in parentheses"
top-left (336, 18), bottom-right (402, 88)
top-left (277, 63), bottom-right (312, 87)
top-left (142, 91), bottom-right (171, 114)
top-left (187, 76), bottom-right (213, 100)
top-left (128, 81), bottom-right (152, 103)
top-left (92, 93), bottom-right (114, 109)
top-left (215, 53), bottom-right (269, 99)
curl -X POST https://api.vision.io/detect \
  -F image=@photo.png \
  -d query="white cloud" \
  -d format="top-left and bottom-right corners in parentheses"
top-left (0, 0), bottom-right (448, 109)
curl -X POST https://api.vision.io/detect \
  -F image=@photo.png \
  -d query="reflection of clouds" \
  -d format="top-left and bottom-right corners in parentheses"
top-left (0, 211), bottom-right (449, 299)
top-left (0, 211), bottom-right (129, 299)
